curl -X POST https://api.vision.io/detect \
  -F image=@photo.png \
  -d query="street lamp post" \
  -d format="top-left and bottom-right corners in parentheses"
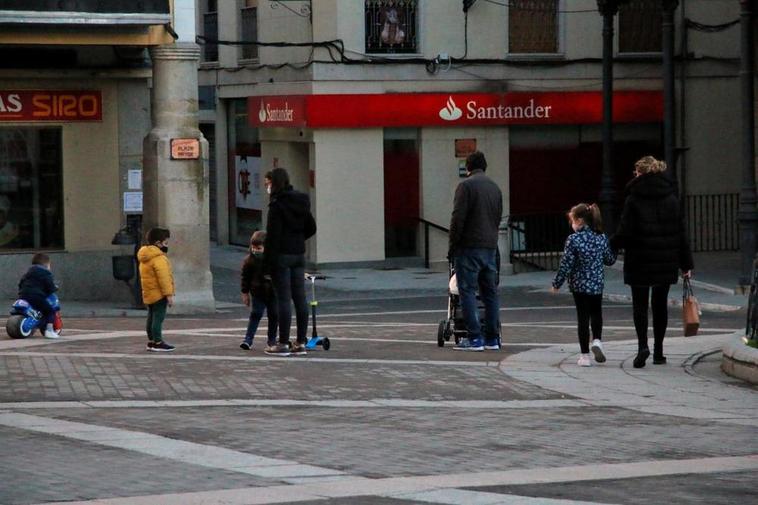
top-left (597, 0), bottom-right (622, 233)
top-left (662, 0), bottom-right (679, 183)
top-left (739, 0), bottom-right (758, 288)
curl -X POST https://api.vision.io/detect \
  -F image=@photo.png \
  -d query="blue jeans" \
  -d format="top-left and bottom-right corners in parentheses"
top-left (271, 254), bottom-right (309, 344)
top-left (244, 295), bottom-right (278, 346)
top-left (455, 248), bottom-right (500, 343)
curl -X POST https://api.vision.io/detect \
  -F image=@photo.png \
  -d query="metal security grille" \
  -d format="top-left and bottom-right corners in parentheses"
top-left (508, 0), bottom-right (558, 54)
top-left (240, 7), bottom-right (258, 60)
top-left (619, 0), bottom-right (662, 53)
top-left (508, 213), bottom-right (569, 273)
top-left (365, 0), bottom-right (417, 54)
top-left (685, 193), bottom-right (740, 252)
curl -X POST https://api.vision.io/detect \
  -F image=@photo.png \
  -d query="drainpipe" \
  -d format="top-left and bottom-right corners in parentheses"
top-left (739, 0), bottom-right (758, 288)
top-left (596, 0), bottom-right (621, 233)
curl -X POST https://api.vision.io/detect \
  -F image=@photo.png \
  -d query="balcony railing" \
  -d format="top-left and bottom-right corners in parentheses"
top-left (203, 11), bottom-right (218, 62)
top-left (365, 0), bottom-right (417, 54)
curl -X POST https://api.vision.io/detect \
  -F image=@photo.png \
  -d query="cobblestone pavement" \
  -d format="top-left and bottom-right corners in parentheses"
top-left (0, 291), bottom-right (754, 505)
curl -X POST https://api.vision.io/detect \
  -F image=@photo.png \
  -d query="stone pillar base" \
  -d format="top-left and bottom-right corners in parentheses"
top-left (143, 43), bottom-right (215, 314)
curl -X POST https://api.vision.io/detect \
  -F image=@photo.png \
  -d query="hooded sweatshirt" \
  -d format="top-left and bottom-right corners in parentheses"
top-left (264, 187), bottom-right (316, 270)
top-left (137, 245), bottom-right (175, 305)
top-left (611, 172), bottom-right (693, 286)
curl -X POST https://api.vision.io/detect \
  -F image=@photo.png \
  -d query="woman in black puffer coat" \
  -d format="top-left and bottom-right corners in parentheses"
top-left (264, 168), bottom-right (317, 356)
top-left (611, 156), bottom-right (694, 368)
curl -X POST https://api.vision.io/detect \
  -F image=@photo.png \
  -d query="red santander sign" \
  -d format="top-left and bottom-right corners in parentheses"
top-left (248, 96), bottom-right (307, 127)
top-left (249, 91), bottom-right (662, 128)
top-left (0, 90), bottom-right (102, 122)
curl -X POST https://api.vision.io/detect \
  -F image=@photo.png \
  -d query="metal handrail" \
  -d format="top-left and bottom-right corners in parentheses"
top-left (416, 218), bottom-right (448, 269)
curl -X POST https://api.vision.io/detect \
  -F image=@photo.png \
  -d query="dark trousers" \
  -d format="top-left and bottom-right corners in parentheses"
top-left (24, 293), bottom-right (55, 325)
top-left (271, 254), bottom-right (309, 344)
top-left (572, 293), bottom-right (603, 354)
top-left (455, 248), bottom-right (500, 343)
top-left (631, 284), bottom-right (671, 354)
top-left (146, 297), bottom-right (168, 343)
top-left (244, 295), bottom-right (278, 346)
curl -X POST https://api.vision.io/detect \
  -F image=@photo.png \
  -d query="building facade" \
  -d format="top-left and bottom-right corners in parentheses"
top-left (0, 0), bottom-right (215, 311)
top-left (198, 0), bottom-right (742, 271)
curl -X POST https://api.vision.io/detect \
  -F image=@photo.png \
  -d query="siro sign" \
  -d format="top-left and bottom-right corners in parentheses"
top-left (248, 91), bottom-right (663, 128)
top-left (0, 90), bottom-right (102, 122)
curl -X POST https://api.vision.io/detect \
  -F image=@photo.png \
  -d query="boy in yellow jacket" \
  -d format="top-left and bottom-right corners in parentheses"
top-left (137, 227), bottom-right (175, 352)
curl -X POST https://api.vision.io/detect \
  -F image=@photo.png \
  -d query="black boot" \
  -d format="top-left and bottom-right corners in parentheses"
top-left (633, 348), bottom-right (650, 368)
top-left (654, 340), bottom-right (666, 364)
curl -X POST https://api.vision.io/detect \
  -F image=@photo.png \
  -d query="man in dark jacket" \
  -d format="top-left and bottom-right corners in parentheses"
top-left (449, 151), bottom-right (503, 351)
top-left (264, 168), bottom-right (317, 356)
top-left (611, 156), bottom-right (693, 368)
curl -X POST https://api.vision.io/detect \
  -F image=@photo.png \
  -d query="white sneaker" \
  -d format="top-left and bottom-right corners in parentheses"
top-left (590, 339), bottom-right (606, 363)
top-left (577, 354), bottom-right (592, 367)
top-left (44, 329), bottom-right (60, 339)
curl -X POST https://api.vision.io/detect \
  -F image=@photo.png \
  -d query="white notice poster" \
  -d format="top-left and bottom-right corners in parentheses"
top-left (123, 192), bottom-right (143, 212)
top-left (235, 156), bottom-right (263, 210)
top-left (127, 170), bottom-right (142, 190)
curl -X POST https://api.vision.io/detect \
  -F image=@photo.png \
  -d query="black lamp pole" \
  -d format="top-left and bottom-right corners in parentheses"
top-left (662, 0), bottom-right (679, 183)
top-left (739, 0), bottom-right (758, 287)
top-left (597, 0), bottom-right (622, 233)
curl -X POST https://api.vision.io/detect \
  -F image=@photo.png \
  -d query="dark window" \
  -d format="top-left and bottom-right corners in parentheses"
top-left (508, 0), bottom-right (559, 54)
top-left (0, 0), bottom-right (170, 25)
top-left (619, 0), bottom-right (662, 53)
top-left (198, 86), bottom-right (216, 110)
top-left (365, 0), bottom-right (418, 54)
top-left (240, 6), bottom-right (258, 60)
top-left (0, 127), bottom-right (63, 250)
top-left (203, 0), bottom-right (219, 62)
top-left (0, 0), bottom-right (169, 13)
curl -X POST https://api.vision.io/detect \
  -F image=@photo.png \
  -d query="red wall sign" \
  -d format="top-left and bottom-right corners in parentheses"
top-left (248, 91), bottom-right (662, 128)
top-left (0, 90), bottom-right (102, 122)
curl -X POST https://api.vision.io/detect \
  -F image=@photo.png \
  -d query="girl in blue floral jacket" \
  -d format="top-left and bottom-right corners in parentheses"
top-left (552, 203), bottom-right (616, 367)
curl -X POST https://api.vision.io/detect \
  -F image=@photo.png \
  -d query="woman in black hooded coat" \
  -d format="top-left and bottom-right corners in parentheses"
top-left (263, 168), bottom-right (316, 356)
top-left (611, 156), bottom-right (694, 368)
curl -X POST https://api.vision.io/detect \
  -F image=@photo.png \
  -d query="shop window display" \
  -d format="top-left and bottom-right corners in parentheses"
top-left (228, 99), bottom-right (262, 246)
top-left (0, 127), bottom-right (63, 250)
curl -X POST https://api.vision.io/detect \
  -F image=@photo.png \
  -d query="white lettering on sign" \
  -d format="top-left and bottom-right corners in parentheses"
top-left (261, 102), bottom-right (295, 122)
top-left (466, 99), bottom-right (552, 120)
top-left (0, 93), bottom-right (22, 113)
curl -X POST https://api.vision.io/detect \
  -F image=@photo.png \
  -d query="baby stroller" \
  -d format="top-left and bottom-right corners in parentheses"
top-left (437, 256), bottom-right (502, 348)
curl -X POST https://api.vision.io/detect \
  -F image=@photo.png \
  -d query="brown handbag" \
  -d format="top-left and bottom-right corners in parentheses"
top-left (682, 278), bottom-right (700, 337)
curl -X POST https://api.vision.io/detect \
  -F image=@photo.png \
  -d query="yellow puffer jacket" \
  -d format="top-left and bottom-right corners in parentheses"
top-left (137, 245), bottom-right (175, 305)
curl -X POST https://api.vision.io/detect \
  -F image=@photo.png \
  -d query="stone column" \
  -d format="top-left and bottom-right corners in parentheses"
top-left (143, 42), bottom-right (215, 313)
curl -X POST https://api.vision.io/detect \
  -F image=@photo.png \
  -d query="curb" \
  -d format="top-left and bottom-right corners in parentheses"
top-left (721, 333), bottom-right (758, 385)
top-left (603, 293), bottom-right (743, 313)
